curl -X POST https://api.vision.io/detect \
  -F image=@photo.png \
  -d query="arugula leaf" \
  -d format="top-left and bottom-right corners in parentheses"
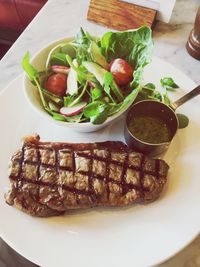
top-left (162, 92), bottom-right (171, 105)
top-left (124, 86), bottom-right (140, 105)
top-left (160, 77), bottom-right (179, 90)
top-left (48, 101), bottom-right (59, 112)
top-left (22, 51), bottom-right (38, 81)
top-left (176, 113), bottom-right (189, 129)
top-left (104, 72), bottom-right (113, 89)
top-left (150, 91), bottom-right (162, 102)
top-left (41, 88), bottom-right (63, 104)
top-left (66, 55), bottom-right (95, 82)
top-left (110, 81), bottom-right (124, 101)
top-left (103, 72), bottom-right (114, 102)
top-left (119, 86), bottom-right (140, 114)
top-left (75, 27), bottom-right (90, 45)
top-left (90, 108), bottom-right (109, 124)
top-left (143, 83), bottom-right (156, 91)
top-left (130, 66), bottom-right (143, 88)
top-left (92, 87), bottom-right (102, 100)
top-left (50, 52), bottom-right (68, 66)
top-left (22, 51), bottom-right (47, 108)
top-left (73, 27), bottom-right (94, 64)
top-left (47, 108), bottom-right (83, 123)
top-left (64, 113), bottom-right (83, 123)
top-left (84, 101), bottom-right (106, 118)
top-left (89, 41), bottom-right (109, 69)
top-left (45, 42), bottom-right (76, 70)
top-left (64, 95), bottom-right (75, 107)
top-left (107, 103), bottom-right (122, 116)
top-left (52, 113), bottom-right (67, 121)
top-left (64, 82), bottom-right (88, 107)
top-left (103, 72), bottom-right (124, 102)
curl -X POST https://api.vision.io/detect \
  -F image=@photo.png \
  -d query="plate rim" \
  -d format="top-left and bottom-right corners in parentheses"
top-left (0, 57), bottom-right (199, 267)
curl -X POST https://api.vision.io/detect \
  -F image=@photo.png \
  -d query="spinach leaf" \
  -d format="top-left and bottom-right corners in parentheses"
top-left (176, 113), bottom-right (189, 128)
top-left (101, 26), bottom-right (153, 88)
top-left (160, 77), bottom-right (179, 90)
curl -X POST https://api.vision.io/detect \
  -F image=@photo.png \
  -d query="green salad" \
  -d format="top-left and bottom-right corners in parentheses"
top-left (22, 26), bottom-right (154, 124)
top-left (22, 26), bottom-right (188, 128)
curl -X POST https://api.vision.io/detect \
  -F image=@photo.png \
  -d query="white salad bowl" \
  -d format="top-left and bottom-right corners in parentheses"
top-left (23, 37), bottom-right (135, 132)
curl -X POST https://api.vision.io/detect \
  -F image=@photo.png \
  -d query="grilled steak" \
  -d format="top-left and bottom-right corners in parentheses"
top-left (5, 135), bottom-right (169, 217)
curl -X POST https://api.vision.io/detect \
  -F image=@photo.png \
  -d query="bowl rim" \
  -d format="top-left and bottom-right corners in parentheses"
top-left (23, 36), bottom-right (135, 127)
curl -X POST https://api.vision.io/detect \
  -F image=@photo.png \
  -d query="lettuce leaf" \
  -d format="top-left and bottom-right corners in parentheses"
top-left (100, 26), bottom-right (153, 88)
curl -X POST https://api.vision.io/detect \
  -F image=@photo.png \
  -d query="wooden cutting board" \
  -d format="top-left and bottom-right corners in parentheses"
top-left (87, 0), bottom-right (157, 30)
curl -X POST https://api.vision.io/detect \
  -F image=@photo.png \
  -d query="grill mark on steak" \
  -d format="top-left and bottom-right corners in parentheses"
top-left (5, 135), bottom-right (169, 217)
top-left (120, 151), bottom-right (129, 195)
top-left (36, 146), bottom-right (41, 204)
top-left (21, 158), bottom-right (160, 177)
top-left (105, 149), bottom-right (111, 203)
top-left (139, 154), bottom-right (145, 196)
top-left (9, 175), bottom-right (143, 193)
top-left (17, 146), bottom-right (26, 210)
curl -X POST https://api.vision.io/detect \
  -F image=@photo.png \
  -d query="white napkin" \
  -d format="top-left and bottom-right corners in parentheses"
top-left (122, 0), bottom-right (176, 23)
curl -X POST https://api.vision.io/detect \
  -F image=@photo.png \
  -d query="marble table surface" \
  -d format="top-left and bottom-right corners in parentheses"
top-left (0, 0), bottom-right (200, 266)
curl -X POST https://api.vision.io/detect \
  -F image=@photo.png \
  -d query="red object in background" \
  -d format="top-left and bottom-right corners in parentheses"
top-left (0, 0), bottom-right (47, 58)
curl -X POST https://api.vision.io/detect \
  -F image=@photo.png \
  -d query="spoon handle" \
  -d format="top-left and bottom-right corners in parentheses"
top-left (171, 85), bottom-right (200, 110)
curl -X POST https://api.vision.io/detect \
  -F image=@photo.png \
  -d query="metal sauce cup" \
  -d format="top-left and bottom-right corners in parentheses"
top-left (124, 85), bottom-right (200, 156)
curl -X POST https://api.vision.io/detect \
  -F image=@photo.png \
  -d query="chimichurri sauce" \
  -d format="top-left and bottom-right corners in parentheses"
top-left (128, 115), bottom-right (172, 144)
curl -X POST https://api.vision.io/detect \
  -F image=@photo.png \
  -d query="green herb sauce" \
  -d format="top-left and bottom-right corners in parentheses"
top-left (128, 115), bottom-right (172, 144)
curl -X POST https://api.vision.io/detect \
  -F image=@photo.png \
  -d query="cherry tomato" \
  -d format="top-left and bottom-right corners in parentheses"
top-left (109, 58), bottom-right (134, 86)
top-left (45, 73), bottom-right (67, 96)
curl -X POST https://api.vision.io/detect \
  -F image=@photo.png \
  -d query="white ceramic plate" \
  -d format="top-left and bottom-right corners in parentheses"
top-left (0, 57), bottom-right (200, 267)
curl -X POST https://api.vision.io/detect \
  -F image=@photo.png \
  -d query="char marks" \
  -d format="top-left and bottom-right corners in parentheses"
top-left (5, 137), bottom-right (169, 217)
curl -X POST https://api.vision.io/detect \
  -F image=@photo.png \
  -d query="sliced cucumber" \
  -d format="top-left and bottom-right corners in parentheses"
top-left (82, 61), bottom-right (106, 86)
top-left (89, 41), bottom-right (109, 69)
top-left (48, 101), bottom-right (60, 112)
top-left (67, 59), bottom-right (78, 95)
top-left (41, 88), bottom-right (63, 104)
